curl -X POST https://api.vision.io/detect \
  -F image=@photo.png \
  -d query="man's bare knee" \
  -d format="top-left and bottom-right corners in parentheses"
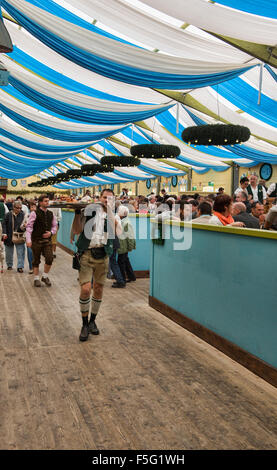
top-left (80, 282), bottom-right (91, 299)
top-left (93, 282), bottom-right (103, 299)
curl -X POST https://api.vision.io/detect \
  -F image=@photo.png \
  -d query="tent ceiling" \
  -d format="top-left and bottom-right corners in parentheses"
top-left (0, 0), bottom-right (276, 185)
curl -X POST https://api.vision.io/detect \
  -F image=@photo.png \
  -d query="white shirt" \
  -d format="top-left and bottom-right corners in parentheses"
top-left (234, 187), bottom-right (248, 196)
top-left (81, 195), bottom-right (92, 203)
top-left (248, 185), bottom-right (267, 202)
top-left (21, 204), bottom-right (29, 216)
top-left (267, 183), bottom-right (277, 196)
top-left (87, 206), bottom-right (122, 248)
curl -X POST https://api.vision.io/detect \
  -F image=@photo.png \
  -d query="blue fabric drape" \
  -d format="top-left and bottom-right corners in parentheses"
top-left (10, 46), bottom-right (146, 104)
top-left (0, 141), bottom-right (81, 160)
top-left (213, 1), bottom-right (277, 19)
top-left (0, 102), bottom-right (127, 142)
top-left (2, 1), bottom-right (253, 89)
top-left (9, 76), bottom-right (173, 124)
top-left (212, 78), bottom-right (277, 128)
top-left (0, 127), bottom-right (91, 153)
top-left (264, 64), bottom-right (277, 83)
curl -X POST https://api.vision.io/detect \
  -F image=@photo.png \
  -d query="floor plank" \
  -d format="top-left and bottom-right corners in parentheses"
top-left (0, 247), bottom-right (277, 450)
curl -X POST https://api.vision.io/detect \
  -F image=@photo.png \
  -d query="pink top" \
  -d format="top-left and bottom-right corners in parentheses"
top-left (26, 210), bottom-right (57, 243)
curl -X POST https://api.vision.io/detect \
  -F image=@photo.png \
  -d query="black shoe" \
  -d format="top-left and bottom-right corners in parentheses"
top-left (112, 282), bottom-right (126, 288)
top-left (88, 319), bottom-right (100, 335)
top-left (17, 268), bottom-right (23, 273)
top-left (126, 278), bottom-right (136, 283)
top-left (7, 267), bottom-right (12, 270)
top-left (79, 324), bottom-right (89, 342)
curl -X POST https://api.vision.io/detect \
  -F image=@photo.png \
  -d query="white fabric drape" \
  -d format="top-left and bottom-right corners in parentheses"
top-left (2, 55), bottom-right (173, 112)
top-left (0, 89), bottom-right (125, 133)
top-left (140, 0), bottom-right (277, 45)
top-left (64, 0), bottom-right (250, 63)
top-left (188, 88), bottom-right (277, 142)
top-left (5, 21), bottom-right (171, 104)
top-left (7, 0), bottom-right (258, 74)
top-left (0, 117), bottom-right (99, 148)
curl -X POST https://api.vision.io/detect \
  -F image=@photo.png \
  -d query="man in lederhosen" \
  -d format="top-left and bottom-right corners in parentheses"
top-left (26, 194), bottom-right (57, 287)
top-left (71, 189), bottom-right (121, 342)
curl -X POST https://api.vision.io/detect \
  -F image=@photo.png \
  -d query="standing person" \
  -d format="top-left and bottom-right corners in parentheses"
top-left (246, 174), bottom-right (267, 204)
top-left (15, 196), bottom-right (29, 217)
top-left (117, 206), bottom-right (136, 283)
top-left (0, 197), bottom-right (9, 223)
top-left (267, 181), bottom-right (277, 199)
top-left (48, 196), bottom-right (62, 259)
top-left (81, 190), bottom-right (92, 203)
top-left (26, 194), bottom-right (57, 287)
top-left (234, 177), bottom-right (250, 197)
top-left (71, 189), bottom-right (120, 342)
top-left (21, 201), bottom-right (37, 274)
top-left (2, 201), bottom-right (26, 272)
top-left (0, 218), bottom-right (4, 273)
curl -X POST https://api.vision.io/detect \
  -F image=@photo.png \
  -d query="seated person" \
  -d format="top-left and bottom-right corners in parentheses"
top-left (265, 200), bottom-right (277, 231)
top-left (251, 201), bottom-right (266, 229)
top-left (192, 201), bottom-right (212, 224)
top-left (209, 194), bottom-right (244, 227)
top-left (234, 191), bottom-right (251, 213)
top-left (232, 202), bottom-right (259, 229)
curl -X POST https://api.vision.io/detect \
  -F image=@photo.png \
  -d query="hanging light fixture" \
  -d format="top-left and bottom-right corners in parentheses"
top-left (130, 144), bottom-right (180, 159)
top-left (182, 124), bottom-right (250, 146)
top-left (81, 163), bottom-right (111, 176)
top-left (100, 156), bottom-right (140, 168)
top-left (66, 169), bottom-right (82, 179)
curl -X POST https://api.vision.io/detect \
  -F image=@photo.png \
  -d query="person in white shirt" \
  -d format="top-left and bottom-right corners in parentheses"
top-left (246, 174), bottom-right (267, 204)
top-left (48, 204), bottom-right (62, 258)
top-left (234, 176), bottom-right (250, 198)
top-left (267, 182), bottom-right (277, 199)
top-left (71, 189), bottom-right (121, 342)
top-left (81, 190), bottom-right (92, 203)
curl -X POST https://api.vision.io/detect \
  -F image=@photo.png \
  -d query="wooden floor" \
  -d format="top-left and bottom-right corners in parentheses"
top-left (0, 247), bottom-right (277, 450)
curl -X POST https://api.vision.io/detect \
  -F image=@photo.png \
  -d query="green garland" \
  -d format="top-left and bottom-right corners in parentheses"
top-left (81, 163), bottom-right (111, 176)
top-left (66, 169), bottom-right (82, 178)
top-left (101, 156), bottom-right (140, 167)
top-left (130, 144), bottom-right (180, 159)
top-left (182, 124), bottom-right (250, 146)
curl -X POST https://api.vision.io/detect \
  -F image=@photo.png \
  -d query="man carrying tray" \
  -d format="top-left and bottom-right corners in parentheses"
top-left (71, 189), bottom-right (121, 342)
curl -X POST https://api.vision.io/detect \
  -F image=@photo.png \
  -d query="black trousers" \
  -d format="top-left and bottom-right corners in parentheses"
top-left (117, 253), bottom-right (136, 282)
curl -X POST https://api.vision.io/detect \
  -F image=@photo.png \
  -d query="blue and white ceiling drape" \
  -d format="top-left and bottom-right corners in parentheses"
top-left (0, 0), bottom-right (276, 184)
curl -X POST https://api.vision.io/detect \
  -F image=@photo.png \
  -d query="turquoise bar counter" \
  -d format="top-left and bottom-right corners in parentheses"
top-left (57, 209), bottom-right (152, 276)
top-left (149, 220), bottom-right (277, 387)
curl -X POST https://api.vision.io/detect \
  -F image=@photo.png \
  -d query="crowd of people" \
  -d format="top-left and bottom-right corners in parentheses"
top-left (0, 194), bottom-right (61, 280)
top-left (0, 174), bottom-right (276, 342)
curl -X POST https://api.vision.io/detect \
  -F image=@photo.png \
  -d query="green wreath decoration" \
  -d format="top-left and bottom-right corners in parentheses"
top-left (81, 164), bottom-right (111, 176)
top-left (100, 156), bottom-right (140, 167)
top-left (66, 169), bottom-right (82, 178)
top-left (181, 124), bottom-right (250, 146)
top-left (130, 144), bottom-right (180, 159)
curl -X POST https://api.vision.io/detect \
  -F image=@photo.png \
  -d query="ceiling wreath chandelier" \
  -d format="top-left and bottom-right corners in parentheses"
top-left (81, 163), bottom-right (111, 176)
top-left (181, 124), bottom-right (251, 146)
top-left (100, 156), bottom-right (141, 167)
top-left (130, 144), bottom-right (180, 159)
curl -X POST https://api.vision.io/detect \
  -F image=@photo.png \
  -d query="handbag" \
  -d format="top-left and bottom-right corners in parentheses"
top-left (12, 215), bottom-right (26, 245)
